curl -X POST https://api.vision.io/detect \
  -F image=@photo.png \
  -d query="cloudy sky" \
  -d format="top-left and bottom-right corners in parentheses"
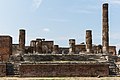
top-left (0, 0), bottom-right (120, 51)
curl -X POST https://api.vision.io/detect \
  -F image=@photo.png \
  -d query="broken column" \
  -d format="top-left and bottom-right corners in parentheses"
top-left (69, 39), bottom-right (75, 54)
top-left (86, 30), bottom-right (92, 53)
top-left (102, 3), bottom-right (109, 53)
top-left (52, 45), bottom-right (59, 54)
top-left (97, 45), bottom-right (102, 53)
top-left (30, 40), bottom-right (36, 53)
top-left (19, 29), bottom-right (25, 53)
top-left (36, 38), bottom-right (42, 53)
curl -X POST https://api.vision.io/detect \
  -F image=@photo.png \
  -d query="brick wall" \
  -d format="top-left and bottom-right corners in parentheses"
top-left (0, 36), bottom-right (12, 61)
top-left (19, 63), bottom-right (109, 77)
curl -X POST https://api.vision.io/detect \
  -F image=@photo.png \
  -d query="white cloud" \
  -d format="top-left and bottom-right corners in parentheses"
top-left (111, 0), bottom-right (120, 5)
top-left (102, 0), bottom-right (120, 5)
top-left (43, 28), bottom-right (50, 32)
top-left (33, 0), bottom-right (43, 9)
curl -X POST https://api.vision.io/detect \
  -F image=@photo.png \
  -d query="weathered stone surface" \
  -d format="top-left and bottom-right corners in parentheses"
top-left (102, 3), bottom-right (109, 53)
top-left (19, 63), bottom-right (109, 77)
top-left (86, 30), bottom-right (92, 53)
top-left (0, 36), bottom-right (12, 61)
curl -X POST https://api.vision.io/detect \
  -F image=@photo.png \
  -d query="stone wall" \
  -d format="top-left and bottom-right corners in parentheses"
top-left (23, 54), bottom-right (107, 61)
top-left (0, 63), bottom-right (6, 77)
top-left (19, 63), bottom-right (109, 77)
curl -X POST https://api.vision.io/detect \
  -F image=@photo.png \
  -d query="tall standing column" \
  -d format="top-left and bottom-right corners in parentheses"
top-left (102, 3), bottom-right (109, 53)
top-left (19, 29), bottom-right (25, 53)
top-left (69, 39), bottom-right (75, 54)
top-left (86, 30), bottom-right (92, 53)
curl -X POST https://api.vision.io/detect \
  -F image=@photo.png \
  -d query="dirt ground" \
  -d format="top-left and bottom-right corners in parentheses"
top-left (0, 77), bottom-right (120, 80)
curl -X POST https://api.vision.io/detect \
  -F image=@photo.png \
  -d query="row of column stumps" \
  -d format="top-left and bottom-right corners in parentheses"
top-left (18, 3), bottom-right (109, 54)
top-left (30, 39), bottom-right (45, 53)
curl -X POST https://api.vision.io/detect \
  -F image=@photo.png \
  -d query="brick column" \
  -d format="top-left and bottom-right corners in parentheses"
top-left (52, 45), bottom-right (59, 54)
top-left (86, 30), bottom-right (92, 53)
top-left (30, 40), bottom-right (36, 53)
top-left (19, 29), bottom-right (25, 53)
top-left (102, 3), bottom-right (109, 53)
top-left (36, 39), bottom-right (42, 53)
top-left (69, 39), bottom-right (75, 54)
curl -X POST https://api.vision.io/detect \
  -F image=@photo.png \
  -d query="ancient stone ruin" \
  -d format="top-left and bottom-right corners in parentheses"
top-left (0, 3), bottom-right (120, 77)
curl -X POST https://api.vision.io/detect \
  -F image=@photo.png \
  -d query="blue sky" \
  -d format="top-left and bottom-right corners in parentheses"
top-left (0, 0), bottom-right (120, 51)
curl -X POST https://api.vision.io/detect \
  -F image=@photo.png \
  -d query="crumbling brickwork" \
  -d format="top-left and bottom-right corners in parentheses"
top-left (19, 63), bottom-right (109, 77)
top-left (0, 36), bottom-right (12, 61)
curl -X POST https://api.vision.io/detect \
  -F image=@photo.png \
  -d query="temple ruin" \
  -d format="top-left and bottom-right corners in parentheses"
top-left (0, 3), bottom-right (120, 77)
